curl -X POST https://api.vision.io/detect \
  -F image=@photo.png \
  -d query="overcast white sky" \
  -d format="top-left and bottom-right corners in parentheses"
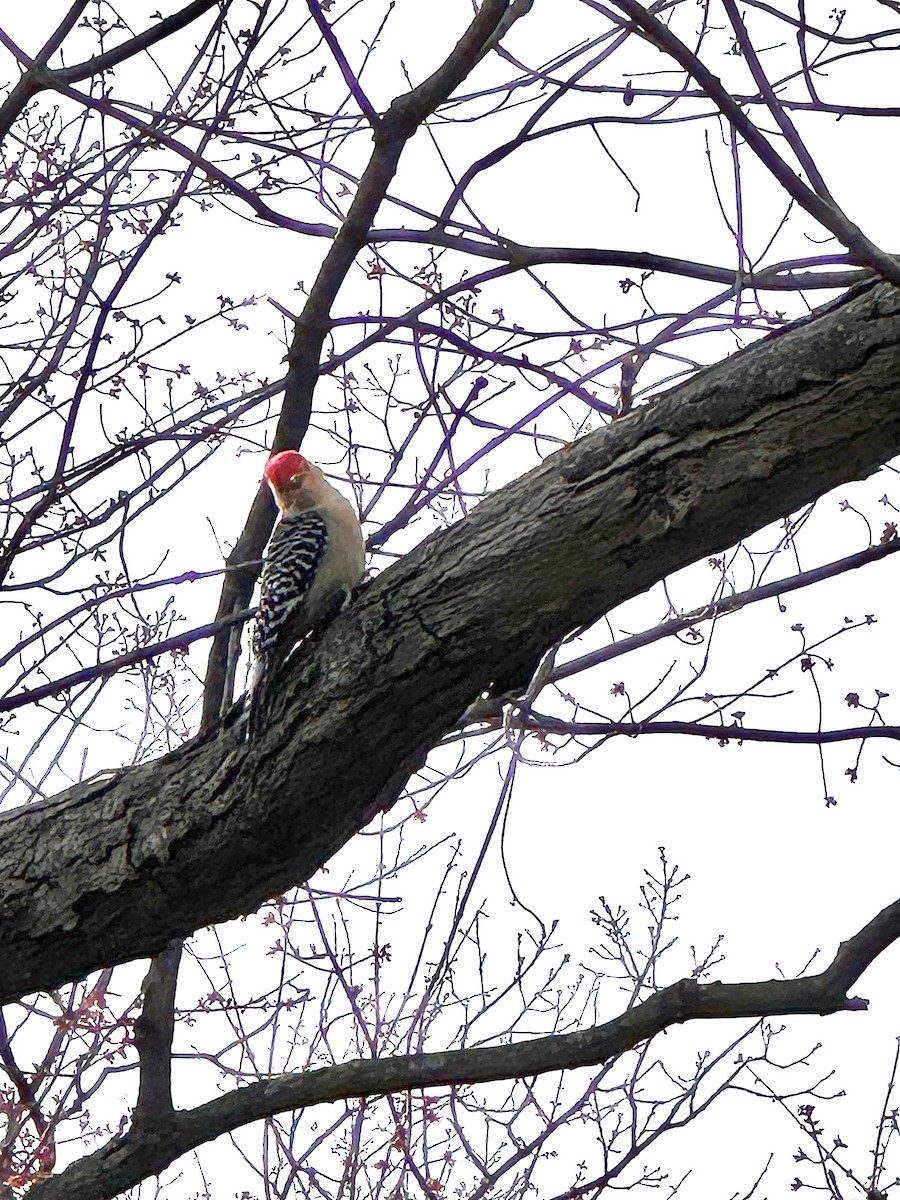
top-left (2, 2), bottom-right (900, 1195)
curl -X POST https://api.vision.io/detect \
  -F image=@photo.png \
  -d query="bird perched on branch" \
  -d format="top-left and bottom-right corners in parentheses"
top-left (248, 450), bottom-right (365, 734)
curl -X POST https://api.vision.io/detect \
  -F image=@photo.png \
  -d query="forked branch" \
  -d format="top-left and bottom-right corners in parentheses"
top-left (28, 894), bottom-right (900, 1200)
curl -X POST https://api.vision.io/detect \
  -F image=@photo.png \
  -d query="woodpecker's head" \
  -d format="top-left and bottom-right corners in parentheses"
top-left (264, 450), bottom-right (323, 511)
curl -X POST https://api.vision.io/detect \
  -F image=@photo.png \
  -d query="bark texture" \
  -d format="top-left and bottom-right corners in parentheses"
top-left (3, 279), bottom-right (900, 1005)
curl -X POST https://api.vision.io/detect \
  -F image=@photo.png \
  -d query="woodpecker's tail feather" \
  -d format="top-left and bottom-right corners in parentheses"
top-left (246, 659), bottom-right (269, 741)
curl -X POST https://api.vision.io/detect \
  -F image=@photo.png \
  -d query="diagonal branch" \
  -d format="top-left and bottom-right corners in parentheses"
top-left (0, 0), bottom-right (222, 141)
top-left (0, 610), bottom-right (253, 715)
top-left (548, 537), bottom-right (900, 685)
top-left (27, 893), bottom-right (900, 1200)
top-left (306, 0), bottom-right (381, 128)
top-left (605, 0), bottom-right (900, 287)
top-left (2, 279), bottom-right (900, 1005)
top-left (720, 0), bottom-right (832, 199)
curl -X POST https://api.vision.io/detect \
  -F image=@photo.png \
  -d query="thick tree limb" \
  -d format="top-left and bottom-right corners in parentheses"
top-left (3, 279), bottom-right (900, 1005)
top-left (27, 893), bottom-right (900, 1200)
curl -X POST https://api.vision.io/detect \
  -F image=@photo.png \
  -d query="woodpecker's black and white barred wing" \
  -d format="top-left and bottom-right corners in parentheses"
top-left (251, 511), bottom-right (329, 659)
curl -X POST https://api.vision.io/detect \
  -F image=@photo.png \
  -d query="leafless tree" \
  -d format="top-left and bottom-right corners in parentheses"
top-left (2, 1), bottom-right (900, 1196)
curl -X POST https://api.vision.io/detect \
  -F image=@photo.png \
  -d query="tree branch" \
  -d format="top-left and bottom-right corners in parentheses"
top-left (606, 0), bottom-right (900, 287)
top-left (510, 716), bottom-right (900, 746)
top-left (0, 0), bottom-right (222, 141)
top-left (27, 893), bottom-right (900, 1200)
top-left (132, 939), bottom-right (183, 1122)
top-left (0, 610), bottom-right (253, 715)
top-left (368, 235), bottom-right (873, 290)
top-left (548, 537), bottom-right (900, 685)
top-left (3, 279), bottom-right (900, 1005)
top-left (199, 0), bottom-right (512, 728)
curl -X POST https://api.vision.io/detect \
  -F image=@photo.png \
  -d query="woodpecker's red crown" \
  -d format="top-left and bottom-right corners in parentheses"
top-left (264, 450), bottom-right (310, 490)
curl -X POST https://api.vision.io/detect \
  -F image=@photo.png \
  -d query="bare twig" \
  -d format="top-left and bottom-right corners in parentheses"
top-left (28, 893), bottom-right (900, 1200)
top-left (200, 0), bottom-right (513, 728)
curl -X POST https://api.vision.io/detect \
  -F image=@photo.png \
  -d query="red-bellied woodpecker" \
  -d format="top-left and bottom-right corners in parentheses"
top-left (248, 450), bottom-right (365, 732)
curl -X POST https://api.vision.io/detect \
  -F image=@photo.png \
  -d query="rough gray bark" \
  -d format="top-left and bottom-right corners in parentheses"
top-left (3, 279), bottom-right (900, 1006)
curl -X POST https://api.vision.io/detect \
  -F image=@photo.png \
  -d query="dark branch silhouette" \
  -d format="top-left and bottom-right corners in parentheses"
top-left (3, 277), bottom-right (900, 1006)
top-left (28, 892), bottom-right (900, 1200)
top-left (3, 2), bottom-right (900, 1193)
